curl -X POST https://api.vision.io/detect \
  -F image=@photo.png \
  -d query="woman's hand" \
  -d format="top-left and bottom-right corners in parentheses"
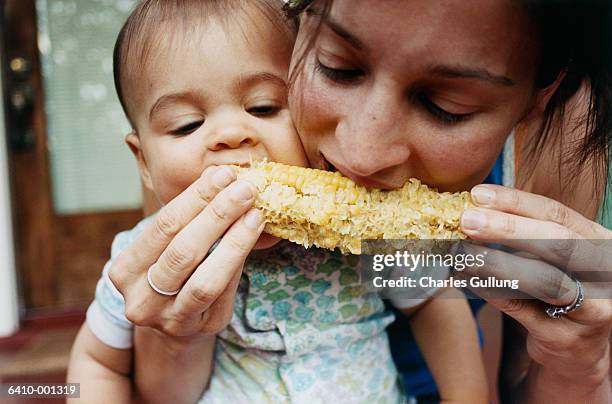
top-left (108, 165), bottom-right (267, 338)
top-left (459, 184), bottom-right (611, 402)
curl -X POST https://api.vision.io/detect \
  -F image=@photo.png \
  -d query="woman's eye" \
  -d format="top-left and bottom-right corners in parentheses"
top-left (418, 94), bottom-right (473, 124)
top-left (170, 120), bottom-right (204, 135)
top-left (315, 59), bottom-right (364, 83)
top-left (247, 105), bottom-right (280, 117)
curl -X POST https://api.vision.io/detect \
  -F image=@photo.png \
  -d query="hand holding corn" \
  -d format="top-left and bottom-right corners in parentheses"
top-left (234, 161), bottom-right (474, 254)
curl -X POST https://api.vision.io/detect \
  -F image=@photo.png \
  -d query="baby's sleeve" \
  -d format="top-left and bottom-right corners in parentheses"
top-left (389, 295), bottom-right (431, 310)
top-left (385, 261), bottom-right (446, 310)
top-left (86, 261), bottom-right (133, 349)
top-left (85, 225), bottom-right (143, 349)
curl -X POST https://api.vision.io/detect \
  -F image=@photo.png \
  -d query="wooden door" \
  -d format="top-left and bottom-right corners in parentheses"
top-left (2, 0), bottom-right (143, 310)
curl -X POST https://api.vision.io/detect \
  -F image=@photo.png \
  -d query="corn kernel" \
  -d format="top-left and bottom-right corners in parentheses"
top-left (233, 161), bottom-right (473, 254)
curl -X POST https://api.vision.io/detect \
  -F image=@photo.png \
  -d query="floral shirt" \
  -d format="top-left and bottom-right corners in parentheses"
top-left (87, 217), bottom-right (406, 403)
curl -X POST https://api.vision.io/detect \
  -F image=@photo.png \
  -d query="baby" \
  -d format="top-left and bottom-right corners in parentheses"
top-left (68, 0), bottom-right (487, 403)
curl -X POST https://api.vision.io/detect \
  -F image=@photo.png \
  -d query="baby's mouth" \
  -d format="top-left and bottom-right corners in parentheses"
top-left (230, 153), bottom-right (264, 168)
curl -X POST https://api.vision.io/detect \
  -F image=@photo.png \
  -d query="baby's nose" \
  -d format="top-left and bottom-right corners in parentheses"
top-left (206, 114), bottom-right (259, 151)
top-left (208, 128), bottom-right (256, 150)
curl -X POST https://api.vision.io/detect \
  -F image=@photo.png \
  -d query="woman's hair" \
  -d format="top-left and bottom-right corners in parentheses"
top-left (285, 0), bottom-right (612, 201)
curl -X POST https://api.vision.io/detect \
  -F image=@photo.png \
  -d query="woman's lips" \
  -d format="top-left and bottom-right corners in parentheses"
top-left (321, 155), bottom-right (397, 189)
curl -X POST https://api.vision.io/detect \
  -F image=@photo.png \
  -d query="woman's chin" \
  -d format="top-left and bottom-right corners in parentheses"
top-left (253, 233), bottom-right (282, 250)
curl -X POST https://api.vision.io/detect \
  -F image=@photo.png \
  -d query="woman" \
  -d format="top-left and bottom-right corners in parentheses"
top-left (285, 1), bottom-right (611, 401)
top-left (105, 0), bottom-right (611, 402)
top-left (285, 1), bottom-right (612, 402)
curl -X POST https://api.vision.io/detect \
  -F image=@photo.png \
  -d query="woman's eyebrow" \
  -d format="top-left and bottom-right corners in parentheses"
top-left (310, 9), bottom-right (515, 87)
top-left (310, 7), bottom-right (366, 51)
top-left (429, 65), bottom-right (516, 86)
top-left (149, 91), bottom-right (204, 121)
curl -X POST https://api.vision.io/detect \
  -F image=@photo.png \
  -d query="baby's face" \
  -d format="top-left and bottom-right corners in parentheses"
top-left (129, 17), bottom-right (307, 205)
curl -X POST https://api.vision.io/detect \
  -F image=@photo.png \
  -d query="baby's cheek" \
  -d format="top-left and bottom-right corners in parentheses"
top-left (266, 113), bottom-right (310, 168)
top-left (152, 162), bottom-right (202, 204)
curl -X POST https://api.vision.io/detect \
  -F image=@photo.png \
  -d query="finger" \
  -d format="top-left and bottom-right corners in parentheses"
top-left (486, 297), bottom-right (608, 341)
top-left (471, 269), bottom-right (608, 338)
top-left (458, 242), bottom-right (578, 306)
top-left (197, 264), bottom-right (244, 334)
top-left (461, 207), bottom-right (582, 267)
top-left (485, 298), bottom-right (569, 340)
top-left (461, 208), bottom-right (612, 276)
top-left (173, 208), bottom-right (264, 316)
top-left (151, 180), bottom-right (258, 292)
top-left (470, 185), bottom-right (607, 238)
top-left (485, 297), bottom-right (611, 377)
top-left (462, 206), bottom-right (581, 240)
top-left (113, 166), bottom-right (236, 279)
top-left (564, 296), bottom-right (612, 326)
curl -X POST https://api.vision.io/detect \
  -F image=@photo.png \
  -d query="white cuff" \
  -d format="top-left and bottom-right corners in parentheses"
top-left (390, 296), bottom-right (430, 309)
top-left (86, 301), bottom-right (133, 349)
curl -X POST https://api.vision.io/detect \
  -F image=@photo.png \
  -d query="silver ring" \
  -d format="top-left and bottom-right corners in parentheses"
top-left (147, 265), bottom-right (181, 296)
top-left (546, 279), bottom-right (584, 319)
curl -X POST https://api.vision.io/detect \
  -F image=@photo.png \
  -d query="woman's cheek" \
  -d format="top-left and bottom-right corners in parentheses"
top-left (418, 130), bottom-right (504, 190)
top-left (291, 72), bottom-right (339, 139)
top-left (433, 153), bottom-right (487, 189)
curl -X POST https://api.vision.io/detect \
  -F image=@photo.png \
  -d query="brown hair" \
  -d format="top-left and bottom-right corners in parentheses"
top-left (114, 0), bottom-right (296, 129)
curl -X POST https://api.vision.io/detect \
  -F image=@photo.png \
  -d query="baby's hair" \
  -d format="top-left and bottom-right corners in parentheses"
top-left (114, 0), bottom-right (296, 129)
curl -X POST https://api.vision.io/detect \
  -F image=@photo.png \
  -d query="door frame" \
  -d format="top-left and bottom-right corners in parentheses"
top-left (4, 0), bottom-right (57, 309)
top-left (0, 3), bottom-right (21, 337)
top-left (3, 0), bottom-right (143, 311)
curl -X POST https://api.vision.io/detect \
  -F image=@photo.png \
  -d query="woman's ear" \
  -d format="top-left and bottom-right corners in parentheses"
top-left (522, 69), bottom-right (567, 122)
top-left (125, 132), bottom-right (154, 191)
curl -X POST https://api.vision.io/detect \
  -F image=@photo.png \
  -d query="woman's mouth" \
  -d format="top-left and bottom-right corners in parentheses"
top-left (321, 154), bottom-right (396, 189)
top-left (322, 155), bottom-right (338, 172)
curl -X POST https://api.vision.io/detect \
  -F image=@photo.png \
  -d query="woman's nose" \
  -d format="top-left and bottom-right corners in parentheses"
top-left (205, 111), bottom-right (259, 151)
top-left (336, 90), bottom-right (409, 176)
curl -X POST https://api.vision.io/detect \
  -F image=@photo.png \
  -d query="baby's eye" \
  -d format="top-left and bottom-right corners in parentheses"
top-left (170, 120), bottom-right (204, 136)
top-left (247, 104), bottom-right (281, 117)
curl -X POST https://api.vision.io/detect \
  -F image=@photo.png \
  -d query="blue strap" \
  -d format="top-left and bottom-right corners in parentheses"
top-left (390, 153), bottom-right (504, 397)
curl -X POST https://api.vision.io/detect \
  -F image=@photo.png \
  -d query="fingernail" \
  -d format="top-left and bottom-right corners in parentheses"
top-left (471, 186), bottom-right (495, 206)
top-left (213, 166), bottom-right (235, 188)
top-left (230, 180), bottom-right (255, 201)
top-left (461, 209), bottom-right (487, 231)
top-left (244, 208), bottom-right (263, 229)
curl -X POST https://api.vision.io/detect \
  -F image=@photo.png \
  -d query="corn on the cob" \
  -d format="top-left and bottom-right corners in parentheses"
top-left (233, 161), bottom-right (474, 254)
